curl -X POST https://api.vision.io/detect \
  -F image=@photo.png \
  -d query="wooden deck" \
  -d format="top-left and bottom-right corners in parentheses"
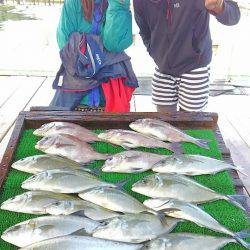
top-left (0, 75), bottom-right (249, 194)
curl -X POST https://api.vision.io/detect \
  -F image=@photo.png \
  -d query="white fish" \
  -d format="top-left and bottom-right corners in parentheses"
top-left (140, 233), bottom-right (248, 250)
top-left (0, 191), bottom-right (80, 215)
top-left (143, 198), bottom-right (245, 238)
top-left (132, 173), bottom-right (247, 210)
top-left (152, 154), bottom-right (247, 176)
top-left (102, 151), bottom-right (166, 173)
top-left (21, 168), bottom-right (115, 193)
top-left (34, 122), bottom-right (101, 142)
top-left (129, 119), bottom-right (209, 149)
top-left (79, 187), bottom-right (149, 214)
top-left (1, 215), bottom-right (100, 247)
top-left (11, 154), bottom-right (82, 174)
top-left (92, 213), bottom-right (180, 243)
top-left (98, 129), bottom-right (182, 153)
top-left (20, 236), bottom-right (143, 250)
top-left (35, 134), bottom-right (110, 164)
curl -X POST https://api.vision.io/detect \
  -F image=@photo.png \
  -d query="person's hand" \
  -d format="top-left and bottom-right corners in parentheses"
top-left (205, 0), bottom-right (224, 14)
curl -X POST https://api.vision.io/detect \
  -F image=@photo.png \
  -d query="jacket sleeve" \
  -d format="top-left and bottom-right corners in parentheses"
top-left (215, 0), bottom-right (241, 26)
top-left (57, 0), bottom-right (79, 49)
top-left (102, 0), bottom-right (133, 52)
top-left (133, 0), bottom-right (151, 52)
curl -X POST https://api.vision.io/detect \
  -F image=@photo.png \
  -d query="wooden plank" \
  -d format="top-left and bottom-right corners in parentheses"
top-left (0, 76), bottom-right (23, 108)
top-left (22, 111), bottom-right (218, 130)
top-left (227, 114), bottom-right (250, 148)
top-left (0, 114), bottom-right (25, 189)
top-left (218, 114), bottom-right (250, 195)
top-left (25, 77), bottom-right (56, 110)
top-left (0, 127), bottom-right (13, 163)
top-left (0, 76), bottom-right (46, 142)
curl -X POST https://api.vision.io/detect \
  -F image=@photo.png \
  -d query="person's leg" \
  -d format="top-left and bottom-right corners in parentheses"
top-left (178, 65), bottom-right (210, 112)
top-left (152, 68), bottom-right (178, 112)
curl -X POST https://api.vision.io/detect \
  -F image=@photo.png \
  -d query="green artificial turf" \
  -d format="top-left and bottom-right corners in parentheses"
top-left (0, 129), bottom-right (249, 249)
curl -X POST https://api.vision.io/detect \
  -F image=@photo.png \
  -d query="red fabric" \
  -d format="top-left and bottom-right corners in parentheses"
top-left (102, 78), bottom-right (135, 112)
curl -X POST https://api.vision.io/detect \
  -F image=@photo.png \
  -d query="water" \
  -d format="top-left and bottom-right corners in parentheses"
top-left (0, 4), bottom-right (36, 30)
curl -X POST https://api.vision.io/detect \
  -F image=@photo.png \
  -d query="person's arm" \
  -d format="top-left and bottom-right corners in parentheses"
top-left (133, 0), bottom-right (151, 52)
top-left (102, 0), bottom-right (133, 52)
top-left (205, 0), bottom-right (240, 26)
top-left (57, 0), bottom-right (79, 49)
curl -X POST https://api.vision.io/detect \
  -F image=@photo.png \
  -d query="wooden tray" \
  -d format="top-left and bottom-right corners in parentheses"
top-left (0, 111), bottom-right (248, 211)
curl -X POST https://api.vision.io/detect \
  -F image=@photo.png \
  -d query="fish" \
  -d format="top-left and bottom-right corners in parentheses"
top-left (132, 173), bottom-right (247, 210)
top-left (79, 186), bottom-right (150, 214)
top-left (92, 213), bottom-right (180, 244)
top-left (11, 154), bottom-right (82, 174)
top-left (152, 154), bottom-right (247, 176)
top-left (129, 119), bottom-right (209, 149)
top-left (44, 199), bottom-right (120, 221)
top-left (0, 191), bottom-right (119, 220)
top-left (1, 215), bottom-right (100, 247)
top-left (20, 236), bottom-right (143, 250)
top-left (143, 198), bottom-right (248, 239)
top-left (21, 168), bottom-right (116, 193)
top-left (102, 151), bottom-right (167, 173)
top-left (140, 233), bottom-right (250, 250)
top-left (35, 134), bottom-right (110, 164)
top-left (33, 122), bottom-right (101, 142)
top-left (98, 129), bottom-right (182, 153)
top-left (0, 191), bottom-right (82, 215)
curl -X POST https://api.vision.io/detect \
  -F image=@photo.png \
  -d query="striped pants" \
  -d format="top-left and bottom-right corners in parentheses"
top-left (152, 66), bottom-right (210, 111)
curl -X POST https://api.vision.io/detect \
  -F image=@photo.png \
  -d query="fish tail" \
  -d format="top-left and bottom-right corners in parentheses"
top-left (193, 139), bottom-right (210, 149)
top-left (226, 194), bottom-right (249, 211)
top-left (234, 166), bottom-right (248, 177)
top-left (234, 237), bottom-right (250, 249)
top-left (235, 229), bottom-right (250, 238)
top-left (166, 142), bottom-right (183, 155)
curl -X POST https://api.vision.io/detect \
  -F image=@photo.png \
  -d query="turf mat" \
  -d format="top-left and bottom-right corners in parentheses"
top-left (0, 129), bottom-right (249, 249)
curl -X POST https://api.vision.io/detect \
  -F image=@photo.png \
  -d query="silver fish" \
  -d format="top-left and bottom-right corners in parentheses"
top-left (21, 168), bottom-right (115, 193)
top-left (132, 174), bottom-right (246, 210)
top-left (79, 187), bottom-right (149, 214)
top-left (141, 233), bottom-right (245, 250)
top-left (11, 154), bottom-right (82, 174)
top-left (1, 215), bottom-right (100, 247)
top-left (35, 134), bottom-right (110, 164)
top-left (93, 213), bottom-right (179, 243)
top-left (44, 199), bottom-right (119, 221)
top-left (102, 151), bottom-right (167, 173)
top-left (34, 122), bottom-right (101, 142)
top-left (0, 191), bottom-right (81, 215)
top-left (144, 198), bottom-right (241, 237)
top-left (152, 154), bottom-right (247, 176)
top-left (20, 236), bottom-right (143, 250)
top-left (129, 119), bottom-right (209, 149)
top-left (98, 129), bottom-right (182, 153)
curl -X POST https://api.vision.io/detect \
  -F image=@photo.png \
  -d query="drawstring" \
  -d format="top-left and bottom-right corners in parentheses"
top-left (166, 0), bottom-right (172, 25)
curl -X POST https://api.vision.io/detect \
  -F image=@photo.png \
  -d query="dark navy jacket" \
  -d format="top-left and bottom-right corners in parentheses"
top-left (133, 0), bottom-right (241, 76)
top-left (53, 32), bottom-right (138, 91)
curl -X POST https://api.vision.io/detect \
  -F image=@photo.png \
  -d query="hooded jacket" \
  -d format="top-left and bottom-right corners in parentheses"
top-left (57, 0), bottom-right (132, 52)
top-left (133, 0), bottom-right (241, 76)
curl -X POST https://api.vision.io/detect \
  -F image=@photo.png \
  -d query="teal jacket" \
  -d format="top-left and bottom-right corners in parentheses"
top-left (57, 0), bottom-right (132, 52)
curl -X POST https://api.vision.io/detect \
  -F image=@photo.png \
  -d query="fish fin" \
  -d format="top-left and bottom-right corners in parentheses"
top-left (234, 238), bottom-right (250, 249)
top-left (55, 143), bottom-right (75, 148)
top-left (37, 225), bottom-right (54, 232)
top-left (84, 166), bottom-right (101, 175)
top-left (131, 167), bottom-right (145, 172)
top-left (227, 195), bottom-right (249, 211)
top-left (71, 210), bottom-right (87, 217)
top-left (193, 139), bottom-right (210, 150)
top-left (167, 143), bottom-right (183, 155)
top-left (235, 229), bottom-right (250, 238)
top-left (234, 167), bottom-right (248, 177)
top-left (71, 228), bottom-right (89, 236)
top-left (232, 179), bottom-right (244, 187)
top-left (115, 179), bottom-right (130, 190)
top-left (158, 208), bottom-right (182, 214)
